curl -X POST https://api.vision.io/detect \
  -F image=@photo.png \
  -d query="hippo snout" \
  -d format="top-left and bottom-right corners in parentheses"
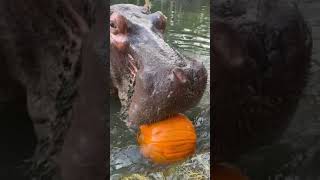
top-left (128, 58), bottom-right (207, 128)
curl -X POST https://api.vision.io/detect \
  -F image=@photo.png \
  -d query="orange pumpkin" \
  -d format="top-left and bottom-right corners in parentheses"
top-left (137, 113), bottom-right (197, 164)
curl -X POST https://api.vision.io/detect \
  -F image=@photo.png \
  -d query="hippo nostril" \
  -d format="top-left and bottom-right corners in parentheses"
top-left (172, 68), bottom-right (187, 83)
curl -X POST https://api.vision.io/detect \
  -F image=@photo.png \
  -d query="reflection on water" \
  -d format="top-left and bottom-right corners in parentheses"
top-left (158, 0), bottom-right (210, 57)
top-left (111, 0), bottom-right (210, 57)
top-left (110, 0), bottom-right (210, 178)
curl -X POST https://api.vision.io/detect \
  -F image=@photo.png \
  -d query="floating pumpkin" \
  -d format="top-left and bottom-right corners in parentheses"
top-left (137, 113), bottom-right (197, 164)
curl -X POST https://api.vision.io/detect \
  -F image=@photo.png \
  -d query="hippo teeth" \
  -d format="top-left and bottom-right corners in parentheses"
top-left (128, 53), bottom-right (138, 79)
top-left (126, 53), bottom-right (137, 106)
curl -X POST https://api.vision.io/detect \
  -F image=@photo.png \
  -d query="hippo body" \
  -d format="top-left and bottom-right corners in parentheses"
top-left (110, 4), bottom-right (208, 128)
top-left (213, 0), bottom-right (312, 163)
top-left (0, 0), bottom-right (106, 179)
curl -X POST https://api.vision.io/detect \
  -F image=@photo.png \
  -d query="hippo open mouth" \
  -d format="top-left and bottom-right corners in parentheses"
top-left (110, 4), bottom-right (207, 130)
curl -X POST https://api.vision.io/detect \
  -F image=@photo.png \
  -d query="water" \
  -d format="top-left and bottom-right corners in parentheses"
top-left (110, 0), bottom-right (210, 179)
top-left (236, 1), bottom-right (320, 179)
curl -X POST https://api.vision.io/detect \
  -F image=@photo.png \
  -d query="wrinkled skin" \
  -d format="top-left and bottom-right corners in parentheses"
top-left (110, 4), bottom-right (207, 129)
top-left (213, 0), bottom-right (312, 163)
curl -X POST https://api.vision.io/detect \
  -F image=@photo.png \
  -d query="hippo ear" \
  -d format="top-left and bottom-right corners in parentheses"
top-left (150, 11), bottom-right (167, 33)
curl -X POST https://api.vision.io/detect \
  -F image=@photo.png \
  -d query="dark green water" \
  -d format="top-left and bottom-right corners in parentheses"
top-left (110, 0), bottom-right (210, 57)
top-left (110, 0), bottom-right (210, 178)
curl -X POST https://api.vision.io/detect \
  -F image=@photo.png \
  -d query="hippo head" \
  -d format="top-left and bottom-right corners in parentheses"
top-left (110, 4), bottom-right (207, 130)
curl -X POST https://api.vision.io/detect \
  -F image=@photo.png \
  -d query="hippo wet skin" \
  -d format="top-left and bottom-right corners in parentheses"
top-left (0, 0), bottom-right (107, 179)
top-left (213, 0), bottom-right (312, 167)
top-left (110, 4), bottom-right (207, 129)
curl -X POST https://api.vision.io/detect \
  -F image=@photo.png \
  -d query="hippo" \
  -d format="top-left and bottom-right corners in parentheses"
top-left (0, 0), bottom-right (107, 179)
top-left (0, 0), bottom-right (207, 179)
top-left (110, 4), bottom-right (208, 129)
top-left (212, 0), bottom-right (312, 175)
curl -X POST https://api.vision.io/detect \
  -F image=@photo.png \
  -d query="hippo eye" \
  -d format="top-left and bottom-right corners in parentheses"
top-left (110, 13), bottom-right (128, 34)
top-left (110, 21), bottom-right (116, 29)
